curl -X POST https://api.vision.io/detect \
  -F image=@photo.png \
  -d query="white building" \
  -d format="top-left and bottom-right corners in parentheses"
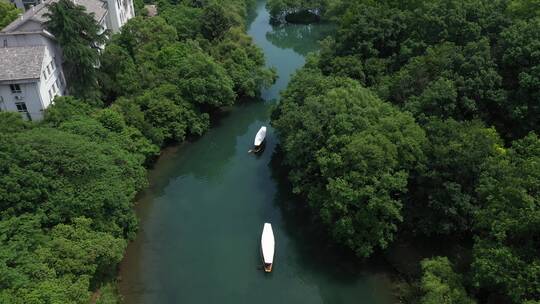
top-left (0, 0), bottom-right (134, 120)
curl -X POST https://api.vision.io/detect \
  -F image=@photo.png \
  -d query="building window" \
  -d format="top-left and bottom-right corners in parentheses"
top-left (3, 39), bottom-right (7, 48)
top-left (15, 102), bottom-right (28, 112)
top-left (10, 84), bottom-right (21, 93)
top-left (43, 70), bottom-right (47, 80)
top-left (15, 101), bottom-right (31, 121)
top-left (46, 65), bottom-right (51, 75)
top-left (48, 89), bottom-right (53, 100)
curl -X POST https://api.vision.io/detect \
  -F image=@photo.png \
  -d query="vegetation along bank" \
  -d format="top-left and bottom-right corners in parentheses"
top-left (0, 0), bottom-right (275, 302)
top-left (270, 0), bottom-right (540, 303)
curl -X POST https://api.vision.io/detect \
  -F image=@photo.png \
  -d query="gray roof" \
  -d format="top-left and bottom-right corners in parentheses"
top-left (0, 46), bottom-right (46, 81)
top-left (1, 0), bottom-right (107, 33)
top-left (77, 0), bottom-right (108, 23)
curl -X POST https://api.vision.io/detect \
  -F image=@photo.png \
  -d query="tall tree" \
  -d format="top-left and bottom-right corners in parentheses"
top-left (200, 2), bottom-right (233, 41)
top-left (273, 69), bottom-right (426, 257)
top-left (44, 0), bottom-right (108, 100)
top-left (472, 133), bottom-right (540, 303)
top-left (406, 118), bottom-right (504, 235)
top-left (419, 257), bottom-right (476, 304)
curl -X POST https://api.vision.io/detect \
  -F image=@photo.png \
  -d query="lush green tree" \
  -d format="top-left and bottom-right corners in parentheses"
top-left (44, 0), bottom-right (108, 100)
top-left (379, 40), bottom-right (506, 124)
top-left (161, 4), bottom-right (203, 40)
top-left (43, 96), bottom-right (94, 127)
top-left (507, 0), bottom-right (540, 19)
top-left (0, 215), bottom-right (125, 303)
top-left (155, 41), bottom-right (236, 108)
top-left (110, 97), bottom-right (165, 146)
top-left (472, 133), bottom-right (540, 303)
top-left (273, 70), bottom-right (426, 257)
top-left (114, 16), bottom-right (177, 63)
top-left (0, 112), bottom-right (31, 133)
top-left (406, 119), bottom-right (504, 235)
top-left (200, 2), bottom-right (233, 40)
top-left (0, 0), bottom-right (20, 29)
top-left (419, 257), bottom-right (476, 304)
top-left (498, 18), bottom-right (540, 137)
top-left (210, 29), bottom-right (276, 97)
top-left (99, 44), bottom-right (140, 102)
top-left (135, 84), bottom-right (210, 141)
top-left (0, 126), bottom-right (146, 237)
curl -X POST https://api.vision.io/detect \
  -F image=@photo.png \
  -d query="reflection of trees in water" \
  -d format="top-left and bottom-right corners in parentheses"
top-left (266, 23), bottom-right (336, 56)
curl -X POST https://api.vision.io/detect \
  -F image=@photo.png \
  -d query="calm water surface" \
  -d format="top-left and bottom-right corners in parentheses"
top-left (118, 1), bottom-right (393, 303)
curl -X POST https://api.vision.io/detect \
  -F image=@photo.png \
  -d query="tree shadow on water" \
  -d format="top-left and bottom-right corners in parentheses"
top-left (266, 23), bottom-right (336, 56)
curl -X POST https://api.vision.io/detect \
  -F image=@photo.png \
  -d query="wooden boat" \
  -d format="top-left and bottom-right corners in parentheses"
top-left (251, 126), bottom-right (267, 153)
top-left (261, 223), bottom-right (275, 273)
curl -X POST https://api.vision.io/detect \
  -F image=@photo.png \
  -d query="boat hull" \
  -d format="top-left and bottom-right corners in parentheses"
top-left (252, 140), bottom-right (266, 153)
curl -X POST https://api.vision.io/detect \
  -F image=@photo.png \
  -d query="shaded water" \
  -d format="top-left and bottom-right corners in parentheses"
top-left (118, 1), bottom-right (393, 303)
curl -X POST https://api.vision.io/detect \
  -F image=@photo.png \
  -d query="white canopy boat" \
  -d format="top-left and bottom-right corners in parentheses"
top-left (251, 126), bottom-right (267, 153)
top-left (261, 223), bottom-right (275, 272)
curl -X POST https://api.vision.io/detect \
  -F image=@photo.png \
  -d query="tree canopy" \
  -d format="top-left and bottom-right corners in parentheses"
top-left (0, 0), bottom-right (20, 29)
top-left (273, 69), bottom-right (426, 257)
top-left (45, 0), bottom-right (108, 100)
top-left (1, 0), bottom-right (273, 302)
top-left (271, 0), bottom-right (540, 303)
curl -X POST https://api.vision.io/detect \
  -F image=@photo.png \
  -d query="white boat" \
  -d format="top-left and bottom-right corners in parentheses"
top-left (261, 223), bottom-right (275, 272)
top-left (252, 126), bottom-right (267, 153)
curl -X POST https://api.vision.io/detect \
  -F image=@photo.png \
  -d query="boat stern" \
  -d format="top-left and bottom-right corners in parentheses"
top-left (264, 263), bottom-right (273, 273)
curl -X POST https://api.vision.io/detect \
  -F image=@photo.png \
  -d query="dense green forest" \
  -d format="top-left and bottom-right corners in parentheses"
top-left (271, 0), bottom-right (540, 303)
top-left (0, 0), bottom-right (274, 302)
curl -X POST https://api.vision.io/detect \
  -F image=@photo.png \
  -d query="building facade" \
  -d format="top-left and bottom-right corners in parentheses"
top-left (0, 0), bottom-right (134, 120)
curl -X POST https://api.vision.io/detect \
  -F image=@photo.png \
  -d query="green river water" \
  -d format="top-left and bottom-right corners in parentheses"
top-left (118, 1), bottom-right (394, 303)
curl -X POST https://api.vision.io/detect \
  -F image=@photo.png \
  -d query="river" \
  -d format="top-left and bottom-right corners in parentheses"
top-left (118, 1), bottom-right (394, 303)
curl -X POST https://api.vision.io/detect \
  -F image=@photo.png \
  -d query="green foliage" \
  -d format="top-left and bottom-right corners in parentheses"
top-left (0, 215), bottom-right (125, 304)
top-left (472, 133), bottom-right (540, 303)
top-left (1, 0), bottom-right (269, 302)
top-left (200, 2), bottom-right (234, 40)
top-left (419, 257), bottom-right (475, 304)
top-left (161, 4), bottom-right (203, 40)
top-left (273, 69), bottom-right (426, 257)
top-left (43, 96), bottom-right (94, 127)
top-left (99, 44), bottom-right (140, 101)
top-left (406, 119), bottom-right (504, 235)
top-left (0, 0), bottom-right (20, 29)
top-left (156, 41), bottom-right (235, 108)
top-left (44, 0), bottom-right (108, 100)
top-left (95, 283), bottom-right (121, 304)
top-left (498, 17), bottom-right (540, 138)
top-left (0, 126), bottom-right (146, 235)
top-left (272, 0), bottom-right (540, 303)
top-left (0, 112), bottom-right (32, 133)
top-left (379, 40), bottom-right (505, 123)
top-left (210, 29), bottom-right (277, 97)
top-left (507, 0), bottom-right (540, 19)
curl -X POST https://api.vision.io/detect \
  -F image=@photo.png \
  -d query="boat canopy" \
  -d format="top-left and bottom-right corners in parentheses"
top-left (261, 223), bottom-right (275, 264)
top-left (254, 126), bottom-right (267, 146)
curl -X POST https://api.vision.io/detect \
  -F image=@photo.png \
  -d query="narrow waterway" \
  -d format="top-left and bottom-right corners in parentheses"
top-left (118, 1), bottom-right (393, 303)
